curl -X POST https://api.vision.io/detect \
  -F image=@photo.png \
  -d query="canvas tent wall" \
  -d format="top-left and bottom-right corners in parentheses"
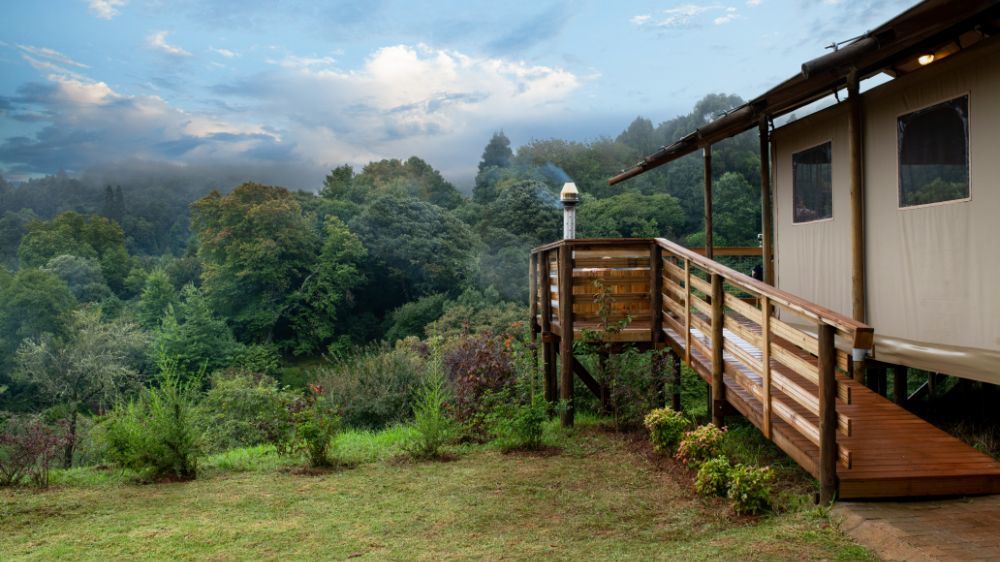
top-left (772, 37), bottom-right (1000, 383)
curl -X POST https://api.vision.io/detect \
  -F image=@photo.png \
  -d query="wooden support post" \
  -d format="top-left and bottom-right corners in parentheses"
top-left (684, 259), bottom-right (692, 365)
top-left (848, 71), bottom-right (867, 383)
top-left (650, 242), bottom-right (664, 407)
top-left (760, 295), bottom-right (773, 439)
top-left (758, 116), bottom-right (774, 285)
top-left (703, 146), bottom-right (714, 260)
top-left (529, 252), bottom-right (539, 377)
top-left (892, 365), bottom-right (908, 405)
top-left (540, 251), bottom-right (557, 405)
top-left (710, 273), bottom-right (725, 427)
top-left (868, 363), bottom-right (887, 395)
top-left (670, 349), bottom-right (682, 411)
top-left (818, 322), bottom-right (838, 504)
top-left (558, 243), bottom-right (575, 427)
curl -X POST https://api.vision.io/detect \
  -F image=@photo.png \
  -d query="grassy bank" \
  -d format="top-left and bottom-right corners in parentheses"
top-left (0, 419), bottom-right (871, 561)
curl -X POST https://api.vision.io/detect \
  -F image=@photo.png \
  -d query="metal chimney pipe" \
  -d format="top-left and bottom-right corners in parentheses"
top-left (560, 182), bottom-right (579, 239)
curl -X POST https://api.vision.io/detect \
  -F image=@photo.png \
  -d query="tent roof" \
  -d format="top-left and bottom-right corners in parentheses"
top-left (608, 0), bottom-right (1000, 185)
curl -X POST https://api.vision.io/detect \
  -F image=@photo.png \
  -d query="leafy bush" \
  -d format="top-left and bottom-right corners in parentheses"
top-left (0, 415), bottom-right (69, 487)
top-left (487, 391), bottom-right (549, 453)
top-left (407, 373), bottom-right (454, 459)
top-left (643, 407), bottom-right (690, 454)
top-left (694, 456), bottom-right (732, 498)
top-left (291, 385), bottom-right (341, 468)
top-left (727, 464), bottom-right (774, 515)
top-left (314, 343), bottom-right (428, 429)
top-left (200, 372), bottom-right (295, 452)
top-left (384, 293), bottom-right (448, 343)
top-left (103, 373), bottom-right (203, 480)
top-left (675, 424), bottom-right (726, 469)
top-left (603, 347), bottom-right (660, 429)
top-left (443, 332), bottom-right (517, 425)
top-left (231, 344), bottom-right (282, 377)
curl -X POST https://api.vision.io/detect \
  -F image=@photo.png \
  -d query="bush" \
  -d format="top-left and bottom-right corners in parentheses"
top-left (443, 332), bottom-right (517, 425)
top-left (103, 373), bottom-right (203, 480)
top-left (694, 456), bottom-right (732, 498)
top-left (314, 343), bottom-right (428, 429)
top-left (232, 344), bottom-right (282, 377)
top-left (643, 407), bottom-right (690, 454)
top-left (200, 372), bottom-right (296, 452)
top-left (291, 385), bottom-right (341, 468)
top-left (0, 415), bottom-right (69, 487)
top-left (727, 464), bottom-right (774, 515)
top-left (487, 390), bottom-right (547, 453)
top-left (676, 424), bottom-right (726, 469)
top-left (603, 347), bottom-right (661, 429)
top-left (407, 373), bottom-right (454, 459)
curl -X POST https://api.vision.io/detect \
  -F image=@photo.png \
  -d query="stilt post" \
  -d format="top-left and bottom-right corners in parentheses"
top-left (710, 273), bottom-right (725, 426)
top-left (558, 242), bottom-right (574, 427)
top-left (818, 322), bottom-right (839, 504)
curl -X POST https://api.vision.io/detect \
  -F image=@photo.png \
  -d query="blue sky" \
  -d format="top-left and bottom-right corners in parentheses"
top-left (0, 0), bottom-right (915, 189)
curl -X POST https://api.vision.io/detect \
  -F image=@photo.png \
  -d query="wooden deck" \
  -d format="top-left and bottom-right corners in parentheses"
top-left (530, 238), bottom-right (1000, 500)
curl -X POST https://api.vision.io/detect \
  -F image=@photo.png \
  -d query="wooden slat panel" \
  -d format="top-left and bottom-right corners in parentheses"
top-left (725, 293), bottom-right (763, 325)
top-left (663, 297), bottom-right (685, 319)
top-left (689, 274), bottom-right (711, 295)
top-left (723, 337), bottom-right (762, 375)
top-left (770, 315), bottom-right (819, 356)
top-left (724, 315), bottom-right (762, 349)
top-left (771, 343), bottom-right (819, 386)
top-left (690, 294), bottom-right (712, 318)
top-left (663, 259), bottom-right (685, 283)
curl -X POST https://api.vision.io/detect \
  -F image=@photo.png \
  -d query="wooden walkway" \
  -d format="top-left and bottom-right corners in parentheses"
top-left (530, 238), bottom-right (1000, 500)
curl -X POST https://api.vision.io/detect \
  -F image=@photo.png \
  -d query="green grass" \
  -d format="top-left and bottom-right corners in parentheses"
top-left (1, 419), bottom-right (871, 561)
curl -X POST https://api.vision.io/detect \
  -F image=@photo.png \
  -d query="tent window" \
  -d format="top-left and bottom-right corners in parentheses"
top-left (898, 95), bottom-right (969, 207)
top-left (792, 142), bottom-right (833, 223)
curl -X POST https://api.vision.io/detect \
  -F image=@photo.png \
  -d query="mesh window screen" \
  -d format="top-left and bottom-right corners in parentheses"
top-left (792, 142), bottom-right (833, 223)
top-left (898, 95), bottom-right (969, 207)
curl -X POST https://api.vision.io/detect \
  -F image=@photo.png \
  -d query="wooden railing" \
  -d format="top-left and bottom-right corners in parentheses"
top-left (529, 238), bottom-right (874, 503)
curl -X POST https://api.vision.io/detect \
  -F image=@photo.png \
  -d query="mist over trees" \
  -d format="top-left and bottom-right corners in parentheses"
top-left (0, 94), bottom-right (764, 453)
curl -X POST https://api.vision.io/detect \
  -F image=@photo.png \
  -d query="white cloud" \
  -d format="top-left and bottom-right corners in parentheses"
top-left (714, 7), bottom-right (740, 25)
top-left (211, 47), bottom-right (239, 59)
top-left (269, 55), bottom-right (337, 69)
top-left (630, 14), bottom-right (652, 25)
top-left (746, 0), bottom-right (762, 6)
top-left (87, 0), bottom-right (127, 20)
top-left (17, 45), bottom-right (89, 69)
top-left (147, 31), bottom-right (192, 57)
top-left (630, 4), bottom-right (732, 29)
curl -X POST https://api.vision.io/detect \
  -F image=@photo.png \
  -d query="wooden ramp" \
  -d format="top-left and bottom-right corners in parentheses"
top-left (530, 238), bottom-right (1000, 501)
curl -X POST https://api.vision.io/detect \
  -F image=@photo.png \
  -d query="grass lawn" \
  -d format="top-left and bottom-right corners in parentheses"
top-left (0, 419), bottom-right (871, 561)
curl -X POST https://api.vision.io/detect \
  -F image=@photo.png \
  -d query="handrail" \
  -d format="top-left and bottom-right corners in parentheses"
top-left (653, 237), bottom-right (872, 349)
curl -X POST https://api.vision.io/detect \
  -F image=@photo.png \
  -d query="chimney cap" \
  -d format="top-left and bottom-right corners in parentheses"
top-left (560, 182), bottom-right (579, 202)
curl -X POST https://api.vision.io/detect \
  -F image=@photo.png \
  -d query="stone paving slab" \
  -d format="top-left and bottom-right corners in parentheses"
top-left (834, 495), bottom-right (1000, 561)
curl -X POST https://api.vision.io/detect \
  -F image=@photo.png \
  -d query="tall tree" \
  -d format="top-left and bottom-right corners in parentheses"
top-left (14, 308), bottom-right (148, 466)
top-left (0, 268), bottom-right (75, 368)
top-left (18, 212), bottom-right (130, 293)
top-left (138, 268), bottom-right (178, 328)
top-left (191, 183), bottom-right (319, 342)
top-left (478, 131), bottom-right (513, 172)
top-left (153, 284), bottom-right (237, 378)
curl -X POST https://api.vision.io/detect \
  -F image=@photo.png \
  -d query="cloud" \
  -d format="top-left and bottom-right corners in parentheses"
top-left (210, 47), bottom-right (239, 58)
top-left (87, 0), bottom-right (127, 19)
top-left (746, 0), bottom-right (762, 6)
top-left (147, 31), bottom-right (192, 57)
top-left (630, 3), bottom-right (730, 29)
top-left (714, 7), bottom-right (740, 25)
top-left (1, 43), bottom-right (580, 189)
top-left (484, 3), bottom-right (573, 55)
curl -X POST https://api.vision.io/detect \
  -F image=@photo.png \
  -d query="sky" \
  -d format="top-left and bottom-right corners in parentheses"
top-left (0, 0), bottom-right (917, 190)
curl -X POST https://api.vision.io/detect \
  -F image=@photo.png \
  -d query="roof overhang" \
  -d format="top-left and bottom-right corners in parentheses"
top-left (609, 0), bottom-right (1000, 186)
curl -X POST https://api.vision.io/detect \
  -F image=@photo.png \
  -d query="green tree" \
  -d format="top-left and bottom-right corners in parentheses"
top-left (191, 183), bottom-right (319, 342)
top-left (353, 157), bottom-right (463, 209)
top-left (138, 268), bottom-right (178, 328)
top-left (0, 268), bottom-right (75, 366)
top-left (17, 212), bottom-right (130, 293)
top-left (350, 194), bottom-right (477, 302)
top-left (13, 307), bottom-right (148, 466)
top-left (0, 209), bottom-right (37, 270)
top-left (320, 164), bottom-right (355, 201)
top-left (153, 285), bottom-right (237, 378)
top-left (283, 217), bottom-right (367, 355)
top-left (578, 191), bottom-right (686, 239)
top-left (481, 181), bottom-right (561, 246)
top-left (478, 131), bottom-right (513, 172)
top-left (712, 172), bottom-right (761, 247)
top-left (41, 255), bottom-right (112, 303)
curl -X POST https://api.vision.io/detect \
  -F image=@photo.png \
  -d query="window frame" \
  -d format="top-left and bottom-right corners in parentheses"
top-left (896, 93), bottom-right (972, 211)
top-left (790, 139), bottom-right (835, 225)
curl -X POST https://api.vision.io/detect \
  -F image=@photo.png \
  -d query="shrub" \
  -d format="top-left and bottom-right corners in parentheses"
top-left (694, 456), bottom-right (732, 498)
top-left (0, 415), bottom-right (69, 487)
top-left (103, 373), bottom-right (203, 480)
top-left (727, 464), bottom-right (774, 515)
top-left (314, 343), bottom-right (428, 429)
top-left (200, 372), bottom-right (296, 452)
top-left (443, 332), bottom-right (517, 425)
top-left (231, 344), bottom-right (282, 377)
top-left (604, 347), bottom-right (661, 429)
top-left (291, 385), bottom-right (341, 468)
top-left (407, 373), bottom-right (454, 459)
top-left (676, 424), bottom-right (727, 469)
top-left (643, 407), bottom-right (690, 454)
top-left (487, 390), bottom-right (548, 453)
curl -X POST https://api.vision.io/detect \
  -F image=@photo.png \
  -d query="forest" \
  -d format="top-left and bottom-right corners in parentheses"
top-left (0, 93), bottom-right (765, 478)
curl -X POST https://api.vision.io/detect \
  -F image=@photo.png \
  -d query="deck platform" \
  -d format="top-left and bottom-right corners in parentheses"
top-left (530, 238), bottom-right (1000, 500)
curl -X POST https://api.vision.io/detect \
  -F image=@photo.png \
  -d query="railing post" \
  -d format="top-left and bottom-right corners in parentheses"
top-left (559, 242), bottom-right (575, 427)
top-left (710, 273), bottom-right (725, 427)
top-left (540, 251), bottom-right (556, 405)
top-left (818, 322), bottom-right (838, 504)
top-left (892, 365), bottom-right (908, 405)
top-left (760, 295), bottom-right (772, 439)
top-left (684, 259), bottom-right (692, 365)
top-left (650, 243), bottom-right (664, 404)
